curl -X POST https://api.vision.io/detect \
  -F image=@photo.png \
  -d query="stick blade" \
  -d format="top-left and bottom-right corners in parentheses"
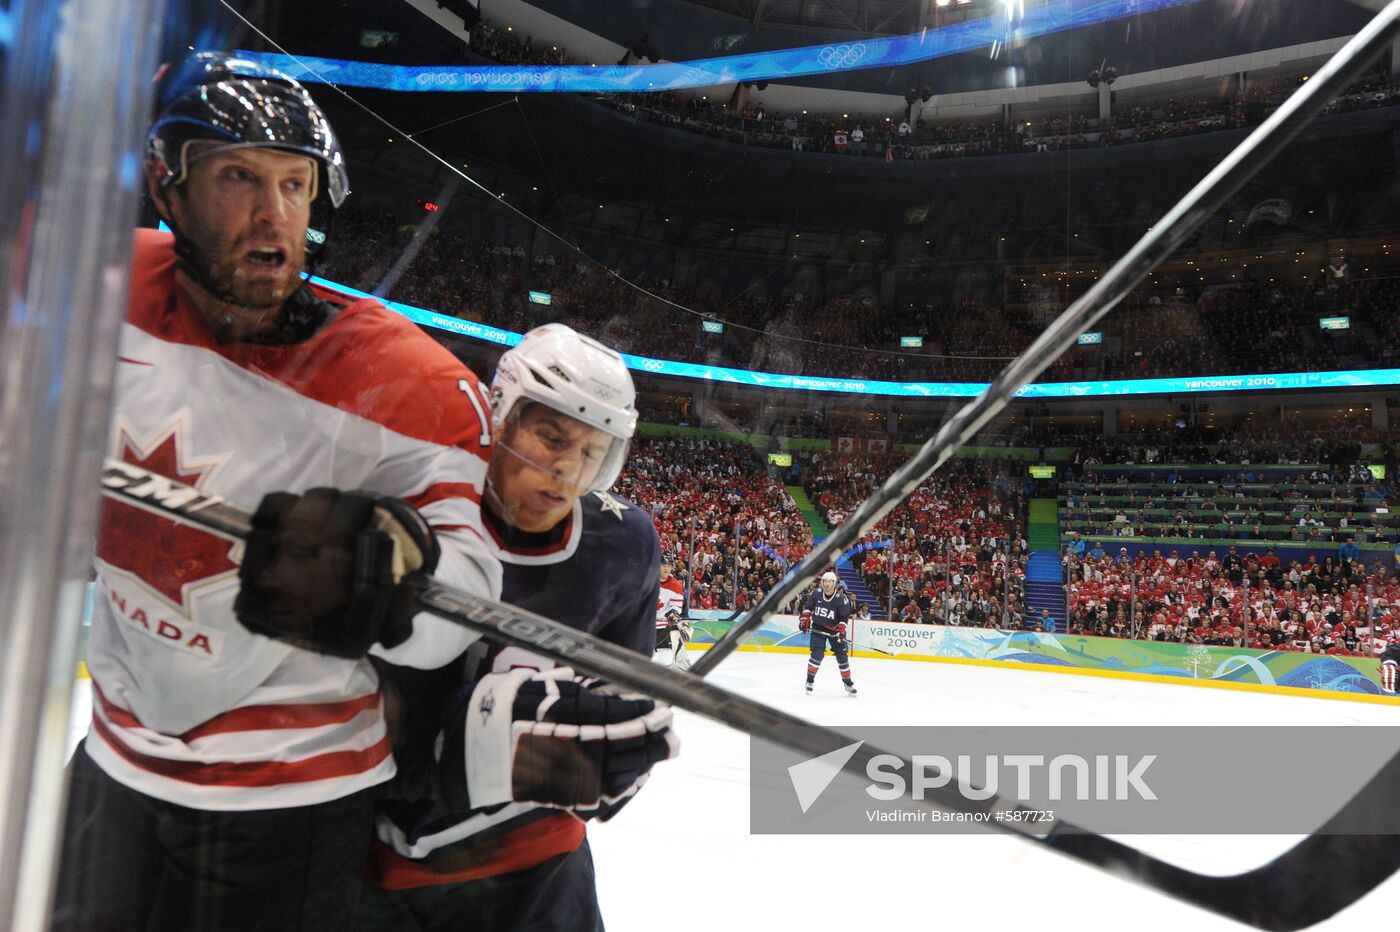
top-left (1046, 750), bottom-right (1400, 930)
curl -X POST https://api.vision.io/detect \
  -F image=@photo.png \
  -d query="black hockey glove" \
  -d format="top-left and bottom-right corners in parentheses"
top-left (439, 667), bottom-right (679, 822)
top-left (234, 488), bottom-right (439, 659)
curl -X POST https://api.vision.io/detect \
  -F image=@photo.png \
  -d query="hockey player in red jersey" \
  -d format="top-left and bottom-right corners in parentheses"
top-left (656, 552), bottom-right (693, 669)
top-left (50, 54), bottom-right (510, 931)
top-left (355, 325), bottom-right (678, 931)
top-left (1381, 638), bottom-right (1400, 694)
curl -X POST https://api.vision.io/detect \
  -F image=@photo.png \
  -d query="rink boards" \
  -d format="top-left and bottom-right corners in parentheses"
top-left (686, 612), bottom-right (1394, 701)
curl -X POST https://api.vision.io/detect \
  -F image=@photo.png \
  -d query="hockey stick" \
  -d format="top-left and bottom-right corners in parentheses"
top-left (689, 1), bottom-right (1400, 678)
top-left (98, 458), bottom-right (1400, 930)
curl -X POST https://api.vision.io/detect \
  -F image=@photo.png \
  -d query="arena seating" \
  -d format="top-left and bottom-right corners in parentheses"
top-left (1064, 545), bottom-right (1397, 655)
top-left (319, 199), bottom-right (1400, 386)
top-left (1059, 461), bottom-right (1395, 544)
top-left (1058, 453), bottom-right (1398, 652)
top-left (802, 453), bottom-right (1031, 626)
top-left (614, 437), bottom-right (811, 612)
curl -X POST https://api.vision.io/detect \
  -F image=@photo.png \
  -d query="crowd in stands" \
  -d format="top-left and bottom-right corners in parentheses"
top-left (1059, 464), bottom-right (1394, 544)
top-left (601, 429), bottom-right (1397, 670)
top-left (319, 197), bottom-right (1400, 386)
top-left (1062, 540), bottom-right (1398, 657)
top-left (1065, 424), bottom-right (1399, 475)
top-left (614, 437), bottom-right (812, 612)
top-left (802, 453), bottom-right (1031, 624)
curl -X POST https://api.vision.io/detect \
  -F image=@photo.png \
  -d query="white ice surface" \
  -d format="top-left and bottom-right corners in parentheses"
top-left (586, 649), bottom-right (1400, 932)
top-left (65, 650), bottom-right (1399, 931)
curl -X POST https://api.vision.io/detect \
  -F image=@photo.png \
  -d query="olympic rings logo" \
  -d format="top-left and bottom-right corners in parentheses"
top-left (641, 360), bottom-right (666, 372)
top-left (817, 43), bottom-right (867, 70)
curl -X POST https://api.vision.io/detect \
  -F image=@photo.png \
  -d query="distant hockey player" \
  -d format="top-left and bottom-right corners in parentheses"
top-left (1381, 638), bottom-right (1400, 694)
top-left (357, 324), bottom-right (678, 932)
top-left (53, 53), bottom-right (505, 931)
top-left (800, 571), bottom-right (858, 696)
top-left (656, 552), bottom-right (692, 670)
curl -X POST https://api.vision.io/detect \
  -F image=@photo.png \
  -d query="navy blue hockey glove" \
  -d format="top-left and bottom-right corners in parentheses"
top-left (234, 489), bottom-right (439, 659)
top-left (440, 667), bottom-right (679, 821)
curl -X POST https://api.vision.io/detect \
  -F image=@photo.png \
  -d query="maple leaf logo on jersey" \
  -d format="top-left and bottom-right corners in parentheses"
top-left (96, 428), bottom-right (237, 612)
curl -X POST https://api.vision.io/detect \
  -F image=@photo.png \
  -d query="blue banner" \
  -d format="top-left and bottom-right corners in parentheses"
top-left (308, 274), bottom-right (1400, 400)
top-left (838, 539), bottom-right (891, 568)
top-left (235, 0), bottom-right (1199, 94)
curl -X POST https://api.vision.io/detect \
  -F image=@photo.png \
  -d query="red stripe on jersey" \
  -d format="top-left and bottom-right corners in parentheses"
top-left (125, 230), bottom-right (492, 458)
top-left (405, 481), bottom-right (483, 511)
top-left (369, 813), bottom-right (586, 890)
top-left (91, 712), bottom-right (392, 788)
top-left (94, 683), bottom-right (381, 741)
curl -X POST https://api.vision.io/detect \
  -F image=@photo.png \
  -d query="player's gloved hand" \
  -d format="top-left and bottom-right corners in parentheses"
top-left (234, 488), bottom-right (439, 658)
top-left (440, 667), bottom-right (678, 822)
top-left (837, 621), bottom-right (848, 641)
top-left (677, 618), bottom-right (694, 642)
top-left (665, 609), bottom-right (681, 624)
top-left (799, 611), bottom-right (811, 633)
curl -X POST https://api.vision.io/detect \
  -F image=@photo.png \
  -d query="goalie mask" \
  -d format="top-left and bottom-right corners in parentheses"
top-left (489, 324), bottom-right (638, 492)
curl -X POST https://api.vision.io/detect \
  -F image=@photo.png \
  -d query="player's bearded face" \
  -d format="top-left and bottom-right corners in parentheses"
top-left (172, 147), bottom-right (314, 309)
top-left (488, 404), bottom-right (610, 533)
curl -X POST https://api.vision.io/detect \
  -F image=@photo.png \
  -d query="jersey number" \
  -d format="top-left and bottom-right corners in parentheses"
top-left (458, 379), bottom-right (493, 448)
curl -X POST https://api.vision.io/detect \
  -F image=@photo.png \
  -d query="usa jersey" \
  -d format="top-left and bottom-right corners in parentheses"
top-left (803, 589), bottom-right (851, 633)
top-left (85, 229), bottom-right (503, 811)
top-left (657, 576), bottom-right (685, 628)
top-left (370, 489), bottom-right (660, 890)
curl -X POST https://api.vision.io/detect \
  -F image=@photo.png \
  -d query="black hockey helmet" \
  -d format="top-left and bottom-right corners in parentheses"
top-left (147, 52), bottom-right (348, 261)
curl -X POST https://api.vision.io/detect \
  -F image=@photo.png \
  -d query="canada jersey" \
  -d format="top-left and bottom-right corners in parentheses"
top-left (370, 489), bottom-right (661, 890)
top-left (804, 589), bottom-right (852, 633)
top-left (85, 229), bottom-right (502, 812)
top-left (657, 576), bottom-right (685, 628)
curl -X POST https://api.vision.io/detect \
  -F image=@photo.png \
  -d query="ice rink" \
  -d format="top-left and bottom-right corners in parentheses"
top-left (64, 649), bottom-right (1399, 931)
top-left (589, 649), bottom-right (1400, 932)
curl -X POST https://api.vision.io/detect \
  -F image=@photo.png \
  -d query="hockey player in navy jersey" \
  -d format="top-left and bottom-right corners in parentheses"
top-left (1381, 639), bottom-right (1400, 694)
top-left (355, 324), bottom-right (678, 932)
top-left (800, 572), bottom-right (858, 696)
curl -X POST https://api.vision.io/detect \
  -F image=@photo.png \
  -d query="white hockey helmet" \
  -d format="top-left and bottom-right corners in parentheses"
top-left (821, 571), bottom-right (839, 585)
top-left (490, 323), bottom-right (638, 491)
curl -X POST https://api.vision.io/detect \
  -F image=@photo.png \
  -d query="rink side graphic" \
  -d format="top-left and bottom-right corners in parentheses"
top-left (684, 613), bottom-right (1394, 702)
